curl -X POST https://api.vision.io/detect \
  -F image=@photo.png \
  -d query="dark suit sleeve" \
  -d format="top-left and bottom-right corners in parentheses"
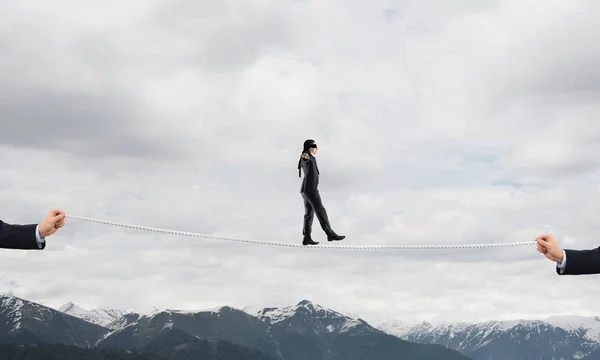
top-left (0, 220), bottom-right (45, 250)
top-left (303, 158), bottom-right (318, 194)
top-left (557, 247), bottom-right (600, 275)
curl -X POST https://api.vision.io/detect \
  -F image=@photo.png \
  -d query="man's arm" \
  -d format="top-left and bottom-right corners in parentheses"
top-left (303, 158), bottom-right (318, 194)
top-left (0, 220), bottom-right (46, 250)
top-left (556, 247), bottom-right (600, 275)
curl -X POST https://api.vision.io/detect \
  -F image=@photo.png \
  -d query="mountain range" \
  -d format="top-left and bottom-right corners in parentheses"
top-left (2, 293), bottom-right (600, 359)
top-left (0, 294), bottom-right (469, 360)
top-left (379, 315), bottom-right (600, 360)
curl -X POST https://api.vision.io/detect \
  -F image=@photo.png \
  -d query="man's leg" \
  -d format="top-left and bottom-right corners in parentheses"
top-left (301, 193), bottom-right (319, 245)
top-left (302, 197), bottom-right (314, 236)
top-left (307, 190), bottom-right (333, 235)
top-left (307, 190), bottom-right (345, 241)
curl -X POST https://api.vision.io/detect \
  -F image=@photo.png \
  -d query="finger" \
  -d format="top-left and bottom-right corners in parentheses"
top-left (536, 244), bottom-right (545, 252)
top-left (48, 209), bottom-right (63, 218)
top-left (536, 241), bottom-right (550, 253)
top-left (51, 211), bottom-right (65, 219)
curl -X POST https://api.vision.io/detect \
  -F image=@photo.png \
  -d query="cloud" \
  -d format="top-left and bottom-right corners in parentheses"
top-left (2, 0), bottom-right (600, 327)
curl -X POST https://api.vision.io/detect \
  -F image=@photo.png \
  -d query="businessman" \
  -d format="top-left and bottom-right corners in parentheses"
top-left (0, 208), bottom-right (66, 250)
top-left (536, 233), bottom-right (600, 275)
top-left (297, 139), bottom-right (345, 245)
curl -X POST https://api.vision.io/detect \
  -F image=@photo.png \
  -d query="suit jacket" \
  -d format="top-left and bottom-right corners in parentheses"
top-left (556, 247), bottom-right (600, 275)
top-left (0, 220), bottom-right (45, 250)
top-left (299, 154), bottom-right (319, 194)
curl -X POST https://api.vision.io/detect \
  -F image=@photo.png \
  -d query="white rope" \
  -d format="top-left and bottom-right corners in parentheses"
top-left (66, 214), bottom-right (536, 250)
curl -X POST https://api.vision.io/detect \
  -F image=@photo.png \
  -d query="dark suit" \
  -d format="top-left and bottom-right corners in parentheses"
top-left (0, 220), bottom-right (45, 250)
top-left (556, 247), bottom-right (600, 275)
top-left (299, 154), bottom-right (333, 236)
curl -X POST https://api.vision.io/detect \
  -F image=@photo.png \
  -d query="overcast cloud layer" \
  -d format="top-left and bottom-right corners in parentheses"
top-left (2, 0), bottom-right (600, 326)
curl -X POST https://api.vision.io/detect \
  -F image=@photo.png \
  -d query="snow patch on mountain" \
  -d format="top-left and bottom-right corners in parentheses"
top-left (162, 313), bottom-right (174, 330)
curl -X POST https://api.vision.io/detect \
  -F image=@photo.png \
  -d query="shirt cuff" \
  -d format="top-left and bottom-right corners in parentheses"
top-left (35, 224), bottom-right (46, 249)
top-left (556, 249), bottom-right (566, 272)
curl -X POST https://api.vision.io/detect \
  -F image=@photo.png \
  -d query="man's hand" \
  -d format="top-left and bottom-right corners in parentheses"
top-left (39, 208), bottom-right (66, 238)
top-left (536, 233), bottom-right (563, 262)
top-left (301, 153), bottom-right (309, 159)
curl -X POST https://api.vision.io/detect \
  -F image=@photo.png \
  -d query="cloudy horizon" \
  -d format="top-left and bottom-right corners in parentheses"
top-left (2, 0), bottom-right (600, 327)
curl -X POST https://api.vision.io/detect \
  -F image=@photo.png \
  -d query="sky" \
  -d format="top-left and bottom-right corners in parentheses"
top-left (2, 0), bottom-right (600, 327)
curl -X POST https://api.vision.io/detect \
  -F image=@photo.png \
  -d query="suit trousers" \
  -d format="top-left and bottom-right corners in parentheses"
top-left (301, 189), bottom-right (332, 236)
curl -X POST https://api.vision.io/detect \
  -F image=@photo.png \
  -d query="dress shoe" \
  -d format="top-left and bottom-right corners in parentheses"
top-left (302, 236), bottom-right (319, 245)
top-left (327, 232), bottom-right (345, 241)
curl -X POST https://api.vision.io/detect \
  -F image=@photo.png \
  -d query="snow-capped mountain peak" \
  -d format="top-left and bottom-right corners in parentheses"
top-left (0, 293), bottom-right (25, 312)
top-left (58, 302), bottom-right (129, 329)
top-left (59, 302), bottom-right (87, 317)
top-left (0, 294), bottom-right (28, 330)
top-left (258, 300), bottom-right (336, 324)
top-left (546, 314), bottom-right (600, 342)
top-left (256, 300), bottom-right (366, 334)
top-left (378, 319), bottom-right (422, 338)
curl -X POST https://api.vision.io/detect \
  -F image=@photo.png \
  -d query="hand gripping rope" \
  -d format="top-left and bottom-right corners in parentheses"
top-left (65, 214), bottom-right (536, 250)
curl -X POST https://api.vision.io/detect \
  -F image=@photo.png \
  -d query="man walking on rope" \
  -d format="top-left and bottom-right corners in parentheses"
top-left (1, 208), bottom-right (66, 250)
top-left (297, 139), bottom-right (345, 245)
top-left (536, 233), bottom-right (600, 275)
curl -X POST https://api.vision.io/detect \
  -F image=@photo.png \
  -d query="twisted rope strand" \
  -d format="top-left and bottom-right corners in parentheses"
top-left (66, 214), bottom-right (536, 250)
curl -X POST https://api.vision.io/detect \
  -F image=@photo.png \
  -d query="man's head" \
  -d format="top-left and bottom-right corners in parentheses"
top-left (303, 139), bottom-right (318, 155)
